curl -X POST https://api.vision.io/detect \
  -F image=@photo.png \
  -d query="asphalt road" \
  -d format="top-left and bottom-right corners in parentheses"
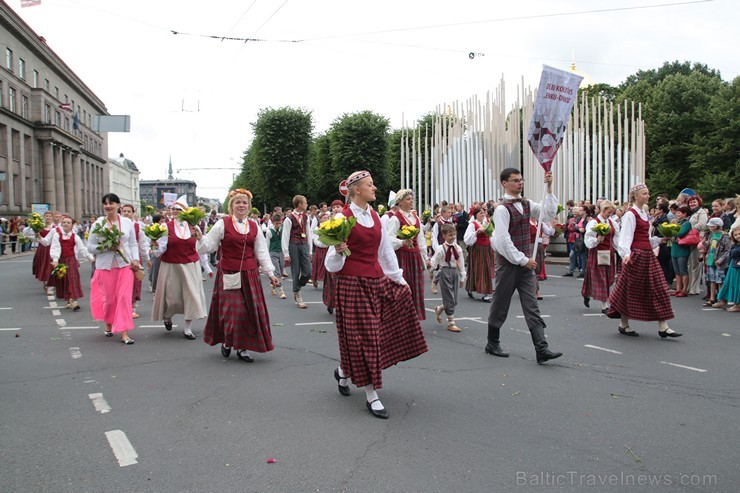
top-left (1, 252), bottom-right (738, 493)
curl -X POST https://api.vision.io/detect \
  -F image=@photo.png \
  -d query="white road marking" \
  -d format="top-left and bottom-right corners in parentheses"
top-left (301, 301), bottom-right (323, 304)
top-left (426, 298), bottom-right (443, 301)
top-left (584, 344), bottom-right (623, 355)
top-left (47, 295), bottom-right (55, 301)
top-left (89, 393), bottom-right (112, 414)
top-left (138, 324), bottom-right (178, 328)
top-left (547, 275), bottom-right (563, 278)
top-left (583, 313), bottom-right (605, 317)
top-left (56, 319), bottom-right (66, 327)
top-left (721, 333), bottom-right (731, 337)
top-left (105, 430), bottom-right (138, 467)
top-left (661, 361), bottom-right (707, 373)
top-left (69, 347), bottom-right (81, 359)
top-left (701, 308), bottom-right (723, 311)
top-left (62, 326), bottom-right (100, 330)
top-left (49, 301), bottom-right (58, 307)
top-left (52, 309), bottom-right (61, 316)
top-left (0, 307), bottom-right (13, 310)
top-left (516, 315), bottom-right (550, 318)
top-left (0, 327), bottom-right (21, 331)
top-left (456, 317), bottom-right (483, 321)
top-left (295, 322), bottom-right (334, 326)
top-left (84, 379), bottom-right (97, 383)
top-left (540, 295), bottom-right (557, 298)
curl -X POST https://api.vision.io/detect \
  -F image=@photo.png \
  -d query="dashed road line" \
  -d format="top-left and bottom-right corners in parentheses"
top-left (583, 313), bottom-right (605, 317)
top-left (0, 327), bottom-right (21, 331)
top-left (47, 295), bottom-right (55, 301)
top-left (0, 307), bottom-right (13, 310)
top-left (51, 309), bottom-right (61, 316)
top-left (56, 319), bottom-right (66, 327)
top-left (89, 393), bottom-right (112, 414)
top-left (105, 430), bottom-right (138, 467)
top-left (661, 361), bottom-right (707, 373)
top-left (516, 315), bottom-right (550, 318)
top-left (69, 347), bottom-right (82, 359)
top-left (295, 321), bottom-right (334, 326)
top-left (62, 326), bottom-right (100, 330)
top-left (138, 324), bottom-right (178, 328)
top-left (584, 344), bottom-right (623, 355)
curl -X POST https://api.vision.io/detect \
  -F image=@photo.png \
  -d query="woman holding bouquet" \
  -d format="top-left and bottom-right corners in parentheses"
top-left (582, 201), bottom-right (619, 313)
top-left (463, 206), bottom-right (495, 302)
top-left (326, 171), bottom-right (428, 419)
top-left (151, 195), bottom-right (207, 340)
top-left (50, 215), bottom-right (94, 311)
top-left (607, 184), bottom-right (681, 338)
top-left (197, 189), bottom-right (281, 362)
top-left (386, 189), bottom-right (430, 320)
top-left (88, 193), bottom-right (142, 344)
top-left (32, 211), bottom-right (56, 293)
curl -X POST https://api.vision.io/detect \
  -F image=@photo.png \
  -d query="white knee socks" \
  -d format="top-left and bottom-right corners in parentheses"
top-left (183, 319), bottom-right (193, 335)
top-left (364, 385), bottom-right (384, 411)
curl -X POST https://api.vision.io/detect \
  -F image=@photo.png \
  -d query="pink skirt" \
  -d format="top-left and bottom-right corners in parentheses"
top-left (90, 267), bottom-right (135, 333)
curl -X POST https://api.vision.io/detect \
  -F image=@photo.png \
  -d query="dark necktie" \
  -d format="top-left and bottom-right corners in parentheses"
top-left (444, 244), bottom-right (459, 263)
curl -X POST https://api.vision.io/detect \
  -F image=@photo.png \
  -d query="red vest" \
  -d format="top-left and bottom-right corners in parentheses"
top-left (40, 228), bottom-right (52, 238)
top-left (287, 213), bottom-right (308, 245)
top-left (437, 218), bottom-right (453, 245)
top-left (503, 201), bottom-right (533, 258)
top-left (629, 209), bottom-right (652, 250)
top-left (596, 217), bottom-right (615, 251)
top-left (473, 221), bottom-right (490, 246)
top-left (57, 228), bottom-right (76, 258)
top-left (161, 220), bottom-right (200, 264)
top-left (338, 208), bottom-right (384, 278)
top-left (396, 211), bottom-right (420, 253)
top-left (219, 217), bottom-right (258, 272)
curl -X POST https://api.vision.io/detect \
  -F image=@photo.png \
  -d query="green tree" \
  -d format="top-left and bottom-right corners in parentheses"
top-left (306, 133), bottom-right (338, 203)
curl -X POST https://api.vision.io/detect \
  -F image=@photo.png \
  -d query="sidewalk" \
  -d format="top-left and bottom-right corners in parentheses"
top-left (0, 250), bottom-right (34, 262)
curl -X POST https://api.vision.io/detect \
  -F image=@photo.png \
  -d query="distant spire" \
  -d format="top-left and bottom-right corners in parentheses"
top-left (168, 156), bottom-right (173, 180)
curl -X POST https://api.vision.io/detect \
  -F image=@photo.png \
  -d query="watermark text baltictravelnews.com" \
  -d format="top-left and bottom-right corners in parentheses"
top-left (516, 471), bottom-right (718, 488)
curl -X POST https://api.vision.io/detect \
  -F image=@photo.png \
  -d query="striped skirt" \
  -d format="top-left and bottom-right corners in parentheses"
top-left (49, 256), bottom-right (84, 300)
top-left (396, 248), bottom-right (426, 320)
top-left (203, 268), bottom-right (273, 352)
top-left (323, 272), bottom-right (337, 309)
top-left (465, 244), bottom-right (495, 295)
top-left (607, 249), bottom-right (674, 321)
top-left (335, 275), bottom-right (428, 389)
top-left (311, 246), bottom-right (328, 282)
top-left (33, 243), bottom-right (53, 282)
top-left (582, 248), bottom-right (615, 302)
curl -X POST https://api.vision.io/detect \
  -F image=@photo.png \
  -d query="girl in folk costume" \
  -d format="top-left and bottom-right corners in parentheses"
top-left (463, 206), bottom-right (495, 302)
top-left (311, 212), bottom-right (331, 289)
top-left (151, 195), bottom-right (208, 340)
top-left (326, 171), bottom-right (428, 419)
top-left (607, 184), bottom-right (682, 338)
top-left (88, 193), bottom-right (142, 344)
top-left (121, 204), bottom-right (150, 319)
top-left (386, 189), bottom-right (431, 320)
top-left (197, 189), bottom-right (281, 362)
top-left (264, 211), bottom-right (288, 300)
top-left (49, 215), bottom-right (94, 311)
top-left (33, 211), bottom-right (57, 294)
top-left (529, 217), bottom-right (555, 300)
top-left (582, 201), bottom-right (620, 313)
top-left (322, 200), bottom-right (344, 315)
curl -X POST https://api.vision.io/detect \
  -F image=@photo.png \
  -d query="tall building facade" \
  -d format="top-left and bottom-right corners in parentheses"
top-left (108, 153), bottom-right (140, 208)
top-left (0, 0), bottom-right (109, 220)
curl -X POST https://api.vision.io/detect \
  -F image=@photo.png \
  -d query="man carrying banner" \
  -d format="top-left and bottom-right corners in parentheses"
top-left (484, 168), bottom-right (563, 364)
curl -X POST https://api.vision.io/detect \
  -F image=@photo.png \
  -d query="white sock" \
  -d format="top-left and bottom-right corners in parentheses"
top-left (337, 367), bottom-right (348, 386)
top-left (601, 301), bottom-right (609, 310)
top-left (183, 319), bottom-right (193, 335)
top-left (658, 320), bottom-right (670, 331)
top-left (620, 317), bottom-right (631, 330)
top-left (364, 385), bottom-right (384, 410)
top-left (238, 349), bottom-right (251, 357)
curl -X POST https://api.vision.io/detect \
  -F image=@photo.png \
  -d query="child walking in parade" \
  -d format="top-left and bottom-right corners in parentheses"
top-left (49, 215), bottom-right (94, 311)
top-left (282, 195), bottom-right (312, 309)
top-left (714, 227), bottom-right (740, 311)
top-left (431, 223), bottom-right (467, 332)
top-left (265, 212), bottom-right (287, 300)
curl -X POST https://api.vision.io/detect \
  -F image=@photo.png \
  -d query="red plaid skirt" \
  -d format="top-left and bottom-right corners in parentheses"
top-left (335, 275), bottom-right (428, 389)
top-left (311, 246), bottom-right (328, 282)
top-left (323, 272), bottom-right (337, 308)
top-left (49, 256), bottom-right (84, 300)
top-left (203, 269), bottom-right (273, 352)
top-left (466, 244), bottom-right (494, 295)
top-left (607, 249), bottom-right (674, 321)
top-left (582, 249), bottom-right (615, 302)
top-left (33, 244), bottom-right (53, 282)
top-left (396, 249), bottom-right (426, 320)
top-left (132, 278), bottom-right (142, 302)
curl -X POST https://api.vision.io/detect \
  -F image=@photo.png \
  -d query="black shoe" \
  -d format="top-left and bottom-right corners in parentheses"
top-left (183, 332), bottom-right (196, 340)
top-left (601, 308), bottom-right (609, 315)
top-left (237, 350), bottom-right (254, 363)
top-left (485, 343), bottom-right (509, 357)
top-left (334, 368), bottom-right (350, 396)
top-left (536, 350), bottom-right (563, 364)
top-left (467, 291), bottom-right (474, 299)
top-left (659, 330), bottom-right (683, 338)
top-left (577, 272), bottom-right (585, 278)
top-left (563, 272), bottom-right (574, 277)
top-left (366, 400), bottom-right (389, 419)
top-left (221, 344), bottom-right (231, 358)
top-left (618, 326), bottom-right (639, 337)
top-left (583, 296), bottom-right (590, 308)
top-left (327, 307), bottom-right (334, 315)
top-left (120, 338), bottom-right (134, 345)
top-left (164, 320), bottom-right (173, 331)
top-left (104, 331), bottom-right (113, 337)
top-left (481, 296), bottom-right (491, 303)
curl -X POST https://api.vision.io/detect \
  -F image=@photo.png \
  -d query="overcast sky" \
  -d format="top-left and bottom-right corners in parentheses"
top-left (12, 0), bottom-right (739, 200)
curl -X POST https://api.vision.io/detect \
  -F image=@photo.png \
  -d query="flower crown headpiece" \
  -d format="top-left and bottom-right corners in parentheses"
top-left (229, 188), bottom-right (253, 199)
top-left (630, 183), bottom-right (647, 194)
top-left (346, 170), bottom-right (371, 187)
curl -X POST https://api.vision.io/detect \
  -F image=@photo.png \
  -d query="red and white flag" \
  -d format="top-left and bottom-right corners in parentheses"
top-left (527, 65), bottom-right (583, 172)
top-left (59, 103), bottom-right (71, 111)
top-left (21, 0), bottom-right (42, 7)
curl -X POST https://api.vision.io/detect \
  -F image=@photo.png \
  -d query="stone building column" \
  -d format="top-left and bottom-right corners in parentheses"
top-left (72, 153), bottom-right (82, 221)
top-left (4, 125), bottom-right (15, 209)
top-left (63, 150), bottom-right (73, 215)
top-left (54, 146), bottom-right (65, 212)
top-left (42, 141), bottom-right (56, 210)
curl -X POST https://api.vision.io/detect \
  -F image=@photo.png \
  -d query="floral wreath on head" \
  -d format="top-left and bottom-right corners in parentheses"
top-left (228, 188), bottom-right (253, 199)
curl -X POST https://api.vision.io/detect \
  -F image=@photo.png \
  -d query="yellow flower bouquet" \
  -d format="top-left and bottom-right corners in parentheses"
top-left (397, 224), bottom-right (420, 240)
top-left (143, 223), bottom-right (168, 241)
top-left (177, 207), bottom-right (206, 227)
top-left (28, 212), bottom-right (45, 233)
top-left (483, 221), bottom-right (494, 237)
top-left (592, 223), bottom-right (611, 236)
top-left (51, 263), bottom-right (68, 279)
top-left (315, 216), bottom-right (357, 256)
top-left (657, 223), bottom-right (681, 238)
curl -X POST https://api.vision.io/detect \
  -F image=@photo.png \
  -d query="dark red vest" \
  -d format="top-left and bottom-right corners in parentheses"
top-left (596, 217), bottom-right (615, 251)
top-left (161, 220), bottom-right (200, 264)
top-left (503, 201), bottom-right (533, 258)
top-left (396, 211), bottom-right (421, 253)
top-left (40, 228), bottom-right (52, 238)
top-left (338, 208), bottom-right (384, 278)
top-left (629, 209), bottom-right (652, 250)
top-left (437, 218), bottom-right (453, 245)
top-left (473, 221), bottom-right (490, 246)
top-left (287, 213), bottom-right (308, 245)
top-left (219, 217), bottom-right (258, 272)
top-left (57, 228), bottom-right (76, 258)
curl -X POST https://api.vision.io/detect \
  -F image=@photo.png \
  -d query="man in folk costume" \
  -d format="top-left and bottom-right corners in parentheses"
top-left (121, 204), bottom-right (150, 319)
top-left (326, 171), bottom-right (428, 419)
top-left (485, 168), bottom-right (563, 364)
top-left (151, 195), bottom-right (208, 340)
top-left (582, 200), bottom-right (620, 313)
top-left (282, 195), bottom-right (312, 309)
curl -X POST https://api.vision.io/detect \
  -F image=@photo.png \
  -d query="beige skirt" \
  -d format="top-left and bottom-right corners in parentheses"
top-left (152, 261), bottom-right (207, 321)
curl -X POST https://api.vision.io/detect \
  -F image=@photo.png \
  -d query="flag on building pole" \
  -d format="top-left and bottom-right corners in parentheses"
top-left (21, 0), bottom-right (42, 7)
top-left (59, 103), bottom-right (71, 111)
top-left (527, 65), bottom-right (583, 172)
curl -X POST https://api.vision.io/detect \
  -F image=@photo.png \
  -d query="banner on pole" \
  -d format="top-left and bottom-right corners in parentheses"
top-left (162, 192), bottom-right (177, 207)
top-left (527, 65), bottom-right (584, 172)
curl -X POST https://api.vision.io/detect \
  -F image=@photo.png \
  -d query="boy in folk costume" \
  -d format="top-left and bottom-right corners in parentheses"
top-left (49, 215), bottom-right (95, 311)
top-left (430, 205), bottom-right (455, 294)
top-left (431, 223), bottom-right (467, 332)
top-left (121, 204), bottom-right (150, 319)
top-left (265, 212), bottom-right (288, 299)
top-left (151, 195), bottom-right (208, 340)
top-left (326, 171), bottom-right (428, 419)
top-left (282, 195), bottom-right (312, 309)
top-left (485, 168), bottom-right (563, 364)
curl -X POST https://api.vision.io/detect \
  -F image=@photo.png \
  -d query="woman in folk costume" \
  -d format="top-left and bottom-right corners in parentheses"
top-left (607, 184), bottom-right (682, 338)
top-left (33, 210), bottom-right (57, 294)
top-left (88, 193), bottom-right (142, 344)
top-left (326, 171), bottom-right (428, 419)
top-left (463, 206), bottom-right (495, 302)
top-left (386, 189), bottom-right (431, 320)
top-left (49, 215), bottom-right (94, 311)
top-left (582, 201), bottom-right (620, 313)
top-left (197, 189), bottom-right (281, 362)
top-left (121, 204), bottom-right (150, 319)
top-left (311, 211), bottom-right (331, 289)
top-left (151, 195), bottom-right (207, 340)
top-left (322, 200), bottom-right (344, 315)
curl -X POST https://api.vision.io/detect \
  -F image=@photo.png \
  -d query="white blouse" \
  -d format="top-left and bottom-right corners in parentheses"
top-left (386, 210), bottom-right (427, 266)
top-left (584, 216), bottom-right (621, 250)
top-left (616, 206), bottom-right (660, 259)
top-left (86, 216), bottom-right (140, 270)
top-left (196, 218), bottom-right (275, 277)
top-left (50, 230), bottom-right (94, 263)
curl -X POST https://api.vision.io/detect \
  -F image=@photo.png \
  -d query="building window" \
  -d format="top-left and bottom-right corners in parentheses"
top-left (55, 111), bottom-right (61, 126)
top-left (18, 58), bottom-right (26, 79)
top-left (33, 70), bottom-right (39, 88)
top-left (5, 48), bottom-right (12, 70)
top-left (44, 79), bottom-right (49, 91)
top-left (64, 117), bottom-right (69, 131)
top-left (0, 81), bottom-right (3, 107)
top-left (54, 86), bottom-right (59, 98)
top-left (21, 95), bottom-right (28, 119)
top-left (64, 94), bottom-right (68, 103)
top-left (44, 104), bottom-right (51, 123)
top-left (8, 87), bottom-right (16, 112)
